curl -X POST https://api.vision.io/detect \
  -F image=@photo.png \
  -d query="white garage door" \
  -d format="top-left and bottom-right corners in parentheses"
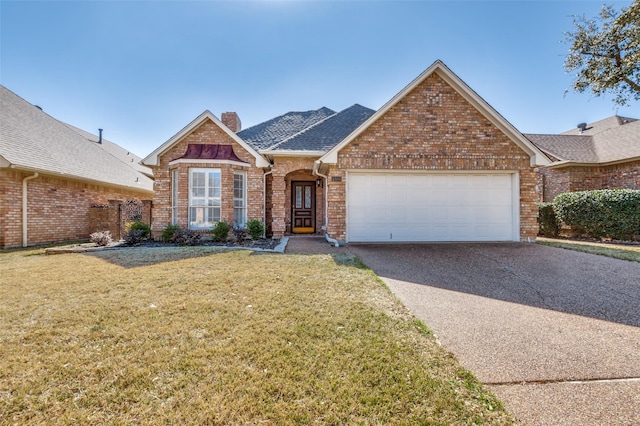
top-left (347, 172), bottom-right (518, 242)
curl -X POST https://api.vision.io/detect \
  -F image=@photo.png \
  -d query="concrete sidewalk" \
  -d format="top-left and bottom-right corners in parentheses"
top-left (286, 237), bottom-right (640, 425)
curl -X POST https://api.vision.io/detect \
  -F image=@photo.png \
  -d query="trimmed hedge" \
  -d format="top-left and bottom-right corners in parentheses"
top-left (552, 189), bottom-right (640, 239)
top-left (537, 202), bottom-right (560, 237)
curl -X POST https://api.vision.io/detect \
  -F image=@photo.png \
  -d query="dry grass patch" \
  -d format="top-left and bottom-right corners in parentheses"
top-left (0, 247), bottom-right (514, 425)
top-left (537, 238), bottom-right (640, 263)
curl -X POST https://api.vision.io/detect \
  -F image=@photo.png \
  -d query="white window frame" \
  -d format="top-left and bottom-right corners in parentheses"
top-left (171, 169), bottom-right (178, 225)
top-left (233, 171), bottom-right (247, 227)
top-left (188, 168), bottom-right (221, 229)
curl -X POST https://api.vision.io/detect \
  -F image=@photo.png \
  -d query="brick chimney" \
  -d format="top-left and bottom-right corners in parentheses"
top-left (221, 112), bottom-right (241, 133)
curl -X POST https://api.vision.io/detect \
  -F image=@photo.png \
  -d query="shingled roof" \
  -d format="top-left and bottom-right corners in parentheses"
top-left (526, 115), bottom-right (640, 165)
top-left (238, 107), bottom-right (335, 151)
top-left (0, 85), bottom-right (153, 193)
top-left (264, 104), bottom-right (375, 153)
top-left (64, 123), bottom-right (153, 178)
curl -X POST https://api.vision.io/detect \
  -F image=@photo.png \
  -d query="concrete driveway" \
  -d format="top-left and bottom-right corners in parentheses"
top-left (348, 243), bottom-right (640, 426)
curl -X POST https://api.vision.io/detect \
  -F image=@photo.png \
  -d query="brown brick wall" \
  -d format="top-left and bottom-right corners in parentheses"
top-left (0, 169), bottom-right (151, 249)
top-left (151, 119), bottom-right (265, 238)
top-left (540, 160), bottom-right (640, 202)
top-left (327, 73), bottom-right (540, 241)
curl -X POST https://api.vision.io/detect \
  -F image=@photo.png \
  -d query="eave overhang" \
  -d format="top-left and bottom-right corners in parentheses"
top-left (545, 155), bottom-right (640, 169)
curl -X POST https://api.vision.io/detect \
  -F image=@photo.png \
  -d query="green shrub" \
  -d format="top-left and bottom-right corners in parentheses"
top-left (159, 225), bottom-right (201, 246)
top-left (123, 221), bottom-right (151, 246)
top-left (123, 229), bottom-right (147, 246)
top-left (126, 221), bottom-right (151, 239)
top-left (211, 221), bottom-right (231, 242)
top-left (160, 224), bottom-right (181, 243)
top-left (172, 229), bottom-right (201, 246)
top-left (246, 219), bottom-right (266, 240)
top-left (537, 202), bottom-right (560, 237)
top-left (553, 189), bottom-right (640, 239)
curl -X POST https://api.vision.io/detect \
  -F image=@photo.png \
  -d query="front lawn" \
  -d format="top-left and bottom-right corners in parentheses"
top-left (0, 247), bottom-right (513, 424)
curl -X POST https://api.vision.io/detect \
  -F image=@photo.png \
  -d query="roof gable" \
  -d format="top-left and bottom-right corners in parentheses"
top-left (319, 60), bottom-right (550, 167)
top-left (0, 85), bottom-right (153, 193)
top-left (142, 110), bottom-right (269, 167)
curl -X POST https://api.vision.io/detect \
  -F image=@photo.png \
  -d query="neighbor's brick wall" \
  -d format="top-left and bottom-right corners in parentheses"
top-left (539, 168), bottom-right (571, 202)
top-left (540, 160), bottom-right (640, 202)
top-left (600, 160), bottom-right (640, 190)
top-left (0, 169), bottom-right (151, 249)
top-left (151, 119), bottom-right (265, 238)
top-left (328, 72), bottom-right (540, 241)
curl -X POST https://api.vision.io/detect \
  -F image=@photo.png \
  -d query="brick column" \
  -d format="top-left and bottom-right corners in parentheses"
top-left (271, 174), bottom-right (286, 237)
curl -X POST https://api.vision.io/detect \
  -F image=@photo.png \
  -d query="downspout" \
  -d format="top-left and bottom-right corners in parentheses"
top-left (313, 161), bottom-right (339, 247)
top-left (22, 172), bottom-right (39, 247)
top-left (263, 168), bottom-right (273, 238)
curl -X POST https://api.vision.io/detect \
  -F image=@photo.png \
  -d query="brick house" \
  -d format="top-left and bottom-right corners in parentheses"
top-left (0, 85), bottom-right (154, 248)
top-left (526, 116), bottom-right (640, 202)
top-left (143, 60), bottom-right (551, 244)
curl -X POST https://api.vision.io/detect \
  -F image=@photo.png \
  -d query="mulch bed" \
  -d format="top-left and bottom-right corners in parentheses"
top-left (45, 238), bottom-right (282, 255)
top-left (137, 238), bottom-right (281, 250)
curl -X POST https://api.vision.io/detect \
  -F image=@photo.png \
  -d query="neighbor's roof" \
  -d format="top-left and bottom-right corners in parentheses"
top-left (0, 85), bottom-right (153, 193)
top-left (64, 123), bottom-right (153, 178)
top-left (561, 116), bottom-right (638, 136)
top-left (238, 107), bottom-right (336, 151)
top-left (263, 104), bottom-right (375, 155)
top-left (526, 116), bottom-right (640, 165)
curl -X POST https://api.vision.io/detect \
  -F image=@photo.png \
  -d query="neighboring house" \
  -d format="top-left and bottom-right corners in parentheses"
top-left (143, 60), bottom-right (550, 243)
top-left (0, 85), bottom-right (154, 248)
top-left (527, 116), bottom-right (640, 201)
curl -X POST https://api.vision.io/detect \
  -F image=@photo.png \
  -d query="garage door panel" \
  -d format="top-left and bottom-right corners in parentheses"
top-left (347, 172), bottom-right (516, 242)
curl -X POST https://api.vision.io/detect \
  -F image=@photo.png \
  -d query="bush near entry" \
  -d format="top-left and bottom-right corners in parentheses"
top-left (552, 189), bottom-right (640, 240)
top-left (537, 202), bottom-right (560, 237)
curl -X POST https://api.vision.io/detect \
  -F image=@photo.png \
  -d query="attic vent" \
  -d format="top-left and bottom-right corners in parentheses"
top-left (577, 123), bottom-right (587, 133)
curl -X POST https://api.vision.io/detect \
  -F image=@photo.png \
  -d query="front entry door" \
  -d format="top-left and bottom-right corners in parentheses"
top-left (292, 181), bottom-right (315, 233)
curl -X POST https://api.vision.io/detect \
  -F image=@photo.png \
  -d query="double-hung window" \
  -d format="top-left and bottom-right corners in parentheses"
top-left (233, 171), bottom-right (247, 227)
top-left (189, 168), bottom-right (221, 229)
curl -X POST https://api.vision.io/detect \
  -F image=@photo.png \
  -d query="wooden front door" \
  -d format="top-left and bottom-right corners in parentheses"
top-left (291, 181), bottom-right (315, 233)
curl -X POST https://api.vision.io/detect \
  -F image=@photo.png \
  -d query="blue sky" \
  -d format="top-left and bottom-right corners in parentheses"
top-left (1, 0), bottom-right (636, 157)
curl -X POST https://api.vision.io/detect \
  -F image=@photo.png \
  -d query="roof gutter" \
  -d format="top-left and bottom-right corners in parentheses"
top-left (5, 164), bottom-right (154, 195)
top-left (22, 172), bottom-right (39, 247)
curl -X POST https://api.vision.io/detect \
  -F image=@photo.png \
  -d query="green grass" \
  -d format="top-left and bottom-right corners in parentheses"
top-left (0, 247), bottom-right (514, 425)
top-left (537, 238), bottom-right (640, 263)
